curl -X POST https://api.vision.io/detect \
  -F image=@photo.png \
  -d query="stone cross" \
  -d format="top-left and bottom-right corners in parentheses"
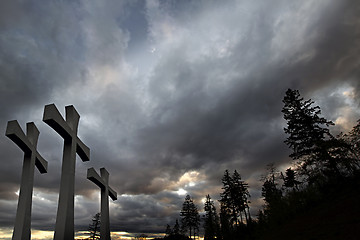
top-left (43, 104), bottom-right (90, 240)
top-left (87, 167), bottom-right (117, 240)
top-left (5, 121), bottom-right (48, 240)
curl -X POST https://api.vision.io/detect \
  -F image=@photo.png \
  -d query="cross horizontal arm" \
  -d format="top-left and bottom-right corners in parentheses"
top-left (87, 167), bottom-right (104, 189)
top-left (77, 138), bottom-right (90, 162)
top-left (108, 187), bottom-right (117, 201)
top-left (43, 104), bottom-right (90, 162)
top-left (87, 168), bottom-right (117, 201)
top-left (26, 123), bottom-right (47, 173)
top-left (6, 120), bottom-right (32, 155)
top-left (6, 120), bottom-right (48, 173)
top-left (34, 153), bottom-right (48, 174)
top-left (43, 104), bottom-right (73, 141)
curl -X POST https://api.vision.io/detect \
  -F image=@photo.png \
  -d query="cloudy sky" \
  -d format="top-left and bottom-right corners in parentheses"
top-left (0, 0), bottom-right (360, 239)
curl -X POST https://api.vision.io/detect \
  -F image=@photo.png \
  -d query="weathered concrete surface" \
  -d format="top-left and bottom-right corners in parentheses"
top-left (43, 104), bottom-right (90, 240)
top-left (6, 121), bottom-right (47, 240)
top-left (87, 167), bottom-right (117, 240)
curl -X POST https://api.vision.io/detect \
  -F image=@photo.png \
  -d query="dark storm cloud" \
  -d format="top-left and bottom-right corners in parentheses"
top-left (0, 0), bottom-right (130, 233)
top-left (104, 0), bottom-right (360, 221)
top-left (111, 192), bottom-right (188, 233)
top-left (0, 1), bottom-right (87, 117)
top-left (1, 0), bottom-right (360, 237)
top-left (131, 0), bottom-right (360, 184)
top-left (0, 0), bottom-right (90, 200)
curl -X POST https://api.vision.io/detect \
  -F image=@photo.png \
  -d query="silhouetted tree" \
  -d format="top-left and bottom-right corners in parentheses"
top-left (281, 168), bottom-right (300, 191)
top-left (282, 88), bottom-right (340, 182)
top-left (219, 170), bottom-right (252, 239)
top-left (173, 219), bottom-right (181, 235)
top-left (180, 195), bottom-right (200, 240)
top-left (261, 176), bottom-right (282, 207)
top-left (261, 164), bottom-right (283, 225)
top-left (166, 224), bottom-right (172, 237)
top-left (88, 213), bottom-right (100, 240)
top-left (232, 170), bottom-right (251, 225)
top-left (164, 219), bottom-right (190, 240)
top-left (204, 194), bottom-right (220, 240)
top-left (220, 170), bottom-right (235, 226)
top-left (339, 119), bottom-right (360, 172)
top-left (348, 119), bottom-right (360, 148)
top-left (134, 234), bottom-right (148, 240)
top-left (257, 210), bottom-right (266, 226)
top-left (252, 91), bottom-right (360, 239)
top-left (220, 170), bottom-right (251, 227)
top-left (349, 119), bottom-right (360, 166)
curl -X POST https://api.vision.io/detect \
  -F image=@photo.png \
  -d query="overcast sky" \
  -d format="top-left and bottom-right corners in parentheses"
top-left (1, 0), bottom-right (360, 239)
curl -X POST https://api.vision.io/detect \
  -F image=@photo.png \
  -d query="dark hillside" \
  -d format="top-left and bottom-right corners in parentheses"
top-left (260, 175), bottom-right (360, 240)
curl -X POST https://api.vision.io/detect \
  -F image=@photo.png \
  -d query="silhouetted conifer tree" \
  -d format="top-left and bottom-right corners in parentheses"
top-left (220, 170), bottom-right (234, 226)
top-left (166, 224), bottom-right (172, 237)
top-left (339, 119), bottom-right (360, 172)
top-left (219, 201), bottom-right (232, 240)
top-left (173, 219), bottom-right (181, 235)
top-left (180, 195), bottom-right (200, 240)
top-left (348, 119), bottom-right (360, 148)
top-left (252, 91), bottom-right (360, 239)
top-left (88, 213), bottom-right (100, 240)
top-left (261, 164), bottom-right (283, 224)
top-left (262, 179), bottom-right (282, 206)
top-left (232, 170), bottom-right (251, 224)
top-left (165, 219), bottom-right (190, 240)
top-left (281, 168), bottom-right (300, 191)
top-left (282, 88), bottom-right (340, 182)
top-left (220, 170), bottom-right (251, 227)
top-left (204, 194), bottom-right (220, 240)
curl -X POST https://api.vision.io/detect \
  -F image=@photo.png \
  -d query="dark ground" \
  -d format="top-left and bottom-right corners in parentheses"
top-left (260, 177), bottom-right (360, 240)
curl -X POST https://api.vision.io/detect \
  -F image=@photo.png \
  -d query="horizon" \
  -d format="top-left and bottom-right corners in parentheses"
top-left (0, 228), bottom-right (165, 240)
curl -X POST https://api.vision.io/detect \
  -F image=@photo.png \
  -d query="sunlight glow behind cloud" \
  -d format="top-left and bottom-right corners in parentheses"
top-left (175, 188), bottom-right (187, 196)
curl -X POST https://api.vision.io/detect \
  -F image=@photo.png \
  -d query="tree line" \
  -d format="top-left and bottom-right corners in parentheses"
top-left (159, 88), bottom-right (360, 240)
top-left (163, 169), bottom-right (251, 240)
top-left (256, 89), bottom-right (360, 237)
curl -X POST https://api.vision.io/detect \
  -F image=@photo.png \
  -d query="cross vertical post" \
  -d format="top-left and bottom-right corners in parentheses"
top-left (6, 121), bottom-right (48, 240)
top-left (43, 104), bottom-right (90, 240)
top-left (87, 167), bottom-right (117, 240)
